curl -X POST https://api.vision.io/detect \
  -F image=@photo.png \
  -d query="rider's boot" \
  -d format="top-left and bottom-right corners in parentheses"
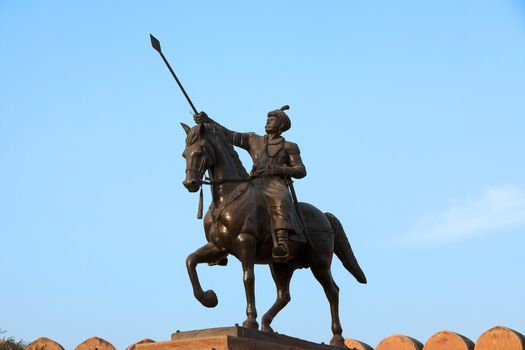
top-left (272, 229), bottom-right (289, 258)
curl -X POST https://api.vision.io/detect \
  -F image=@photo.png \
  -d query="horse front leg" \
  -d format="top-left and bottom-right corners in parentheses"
top-left (261, 263), bottom-right (294, 333)
top-left (233, 233), bottom-right (258, 329)
top-left (186, 242), bottom-right (227, 308)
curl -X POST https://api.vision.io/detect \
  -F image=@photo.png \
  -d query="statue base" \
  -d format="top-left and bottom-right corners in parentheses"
top-left (135, 326), bottom-right (351, 350)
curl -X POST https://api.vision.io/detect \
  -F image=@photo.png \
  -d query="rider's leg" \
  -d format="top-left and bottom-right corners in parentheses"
top-left (272, 229), bottom-right (289, 258)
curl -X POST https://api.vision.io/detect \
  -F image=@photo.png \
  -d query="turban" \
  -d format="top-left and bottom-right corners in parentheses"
top-left (268, 105), bottom-right (291, 132)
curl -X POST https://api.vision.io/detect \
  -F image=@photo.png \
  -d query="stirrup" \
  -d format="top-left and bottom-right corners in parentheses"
top-left (272, 244), bottom-right (289, 258)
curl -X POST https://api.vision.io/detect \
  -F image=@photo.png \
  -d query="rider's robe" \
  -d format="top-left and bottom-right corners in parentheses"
top-left (230, 131), bottom-right (306, 233)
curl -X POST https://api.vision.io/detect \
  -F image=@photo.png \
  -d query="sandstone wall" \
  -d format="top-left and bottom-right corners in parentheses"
top-left (25, 325), bottom-right (524, 350)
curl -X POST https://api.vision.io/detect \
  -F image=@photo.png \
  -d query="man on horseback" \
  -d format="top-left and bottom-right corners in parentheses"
top-left (194, 105), bottom-right (306, 258)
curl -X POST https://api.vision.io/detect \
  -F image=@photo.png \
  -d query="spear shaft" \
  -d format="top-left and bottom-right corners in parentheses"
top-left (150, 34), bottom-right (198, 114)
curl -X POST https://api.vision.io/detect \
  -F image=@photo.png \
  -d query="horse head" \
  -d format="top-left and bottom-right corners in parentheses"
top-left (181, 122), bottom-right (215, 192)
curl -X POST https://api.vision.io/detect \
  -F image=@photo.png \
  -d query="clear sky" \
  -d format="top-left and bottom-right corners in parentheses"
top-left (1, 1), bottom-right (524, 349)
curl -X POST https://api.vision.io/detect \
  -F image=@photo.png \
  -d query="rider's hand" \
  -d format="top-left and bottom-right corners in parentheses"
top-left (194, 111), bottom-right (209, 124)
top-left (270, 165), bottom-right (285, 176)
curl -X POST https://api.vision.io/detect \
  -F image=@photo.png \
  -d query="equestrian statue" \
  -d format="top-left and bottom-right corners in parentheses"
top-left (150, 34), bottom-right (367, 347)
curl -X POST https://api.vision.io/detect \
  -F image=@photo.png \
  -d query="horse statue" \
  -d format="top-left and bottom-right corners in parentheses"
top-left (181, 122), bottom-right (366, 346)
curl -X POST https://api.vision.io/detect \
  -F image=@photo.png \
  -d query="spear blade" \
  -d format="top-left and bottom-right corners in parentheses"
top-left (150, 34), bottom-right (161, 53)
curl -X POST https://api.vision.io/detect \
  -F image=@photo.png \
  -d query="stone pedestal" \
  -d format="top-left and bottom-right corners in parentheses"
top-left (135, 326), bottom-right (351, 350)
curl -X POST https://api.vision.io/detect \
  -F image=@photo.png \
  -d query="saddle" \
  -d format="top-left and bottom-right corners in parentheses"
top-left (209, 181), bottom-right (307, 244)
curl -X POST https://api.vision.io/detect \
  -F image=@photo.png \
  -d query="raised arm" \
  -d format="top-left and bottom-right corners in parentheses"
top-left (194, 112), bottom-right (249, 149)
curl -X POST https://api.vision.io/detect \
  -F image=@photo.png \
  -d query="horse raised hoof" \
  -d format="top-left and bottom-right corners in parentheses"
top-left (330, 334), bottom-right (345, 347)
top-left (198, 290), bottom-right (218, 308)
top-left (242, 318), bottom-right (259, 329)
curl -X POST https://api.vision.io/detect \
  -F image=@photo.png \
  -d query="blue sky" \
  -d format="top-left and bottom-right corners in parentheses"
top-left (1, 1), bottom-right (524, 349)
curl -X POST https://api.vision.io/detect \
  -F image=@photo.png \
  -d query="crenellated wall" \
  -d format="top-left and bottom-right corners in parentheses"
top-left (23, 326), bottom-right (524, 350)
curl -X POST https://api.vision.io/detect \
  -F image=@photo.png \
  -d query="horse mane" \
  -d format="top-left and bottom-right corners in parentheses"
top-left (190, 123), bottom-right (249, 179)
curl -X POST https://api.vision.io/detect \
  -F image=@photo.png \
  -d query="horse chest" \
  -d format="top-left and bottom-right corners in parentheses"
top-left (209, 220), bottom-right (235, 248)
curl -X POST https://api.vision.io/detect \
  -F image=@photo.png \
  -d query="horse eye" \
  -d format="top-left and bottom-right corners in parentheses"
top-left (188, 148), bottom-right (201, 158)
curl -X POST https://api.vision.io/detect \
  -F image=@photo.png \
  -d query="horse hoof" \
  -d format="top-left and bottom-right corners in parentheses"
top-left (261, 324), bottom-right (274, 334)
top-left (242, 319), bottom-right (259, 329)
top-left (200, 290), bottom-right (218, 308)
top-left (330, 335), bottom-right (345, 347)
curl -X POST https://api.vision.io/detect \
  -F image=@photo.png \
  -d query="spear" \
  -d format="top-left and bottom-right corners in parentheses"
top-left (151, 34), bottom-right (206, 218)
top-left (150, 34), bottom-right (198, 114)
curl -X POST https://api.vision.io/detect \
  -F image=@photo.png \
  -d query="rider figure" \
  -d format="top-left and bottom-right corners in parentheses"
top-left (194, 105), bottom-right (306, 258)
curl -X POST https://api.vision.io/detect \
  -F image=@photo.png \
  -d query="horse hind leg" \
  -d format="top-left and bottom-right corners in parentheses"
top-left (261, 263), bottom-right (294, 333)
top-left (310, 266), bottom-right (345, 347)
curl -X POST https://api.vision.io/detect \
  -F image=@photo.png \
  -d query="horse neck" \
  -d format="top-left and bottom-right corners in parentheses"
top-left (209, 140), bottom-right (246, 204)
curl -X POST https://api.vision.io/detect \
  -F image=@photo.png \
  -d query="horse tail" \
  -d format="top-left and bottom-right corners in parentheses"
top-left (325, 212), bottom-right (367, 284)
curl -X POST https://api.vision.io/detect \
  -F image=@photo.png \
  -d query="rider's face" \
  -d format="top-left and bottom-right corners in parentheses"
top-left (265, 116), bottom-right (281, 134)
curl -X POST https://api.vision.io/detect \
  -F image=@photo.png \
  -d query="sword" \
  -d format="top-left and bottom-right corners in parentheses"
top-left (288, 180), bottom-right (315, 250)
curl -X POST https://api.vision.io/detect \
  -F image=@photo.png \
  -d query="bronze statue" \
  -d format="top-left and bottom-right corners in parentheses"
top-left (150, 34), bottom-right (367, 347)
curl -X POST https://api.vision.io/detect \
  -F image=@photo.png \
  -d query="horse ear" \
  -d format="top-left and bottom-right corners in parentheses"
top-left (180, 122), bottom-right (191, 135)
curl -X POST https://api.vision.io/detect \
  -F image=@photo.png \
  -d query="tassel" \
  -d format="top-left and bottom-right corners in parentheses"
top-left (197, 186), bottom-right (204, 219)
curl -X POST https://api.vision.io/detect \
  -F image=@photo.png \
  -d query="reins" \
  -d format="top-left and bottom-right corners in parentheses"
top-left (196, 175), bottom-right (253, 219)
top-left (195, 174), bottom-right (291, 219)
top-left (202, 176), bottom-right (252, 185)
